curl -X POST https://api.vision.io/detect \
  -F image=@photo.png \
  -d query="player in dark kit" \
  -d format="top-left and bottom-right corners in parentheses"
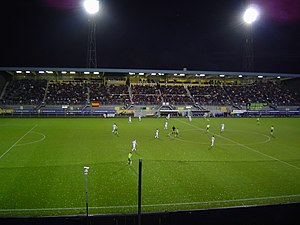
top-left (172, 125), bottom-right (176, 135)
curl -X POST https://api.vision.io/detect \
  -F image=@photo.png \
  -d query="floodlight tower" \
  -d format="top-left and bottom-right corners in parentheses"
top-left (243, 4), bottom-right (259, 72)
top-left (84, 0), bottom-right (100, 68)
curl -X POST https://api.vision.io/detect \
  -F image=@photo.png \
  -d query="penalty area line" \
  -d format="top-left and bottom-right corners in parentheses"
top-left (0, 124), bottom-right (38, 160)
top-left (0, 194), bottom-right (300, 212)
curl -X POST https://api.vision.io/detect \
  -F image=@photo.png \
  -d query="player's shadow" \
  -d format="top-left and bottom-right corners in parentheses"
top-left (129, 165), bottom-right (138, 176)
top-left (107, 162), bottom-right (138, 178)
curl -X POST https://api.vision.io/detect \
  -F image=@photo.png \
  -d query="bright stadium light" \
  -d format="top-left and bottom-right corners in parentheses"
top-left (84, 0), bottom-right (99, 15)
top-left (243, 7), bottom-right (259, 24)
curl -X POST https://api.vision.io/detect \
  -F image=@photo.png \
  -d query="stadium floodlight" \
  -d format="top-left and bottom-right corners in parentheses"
top-left (84, 72), bottom-right (90, 74)
top-left (151, 73), bottom-right (156, 75)
top-left (61, 71), bottom-right (67, 74)
top-left (200, 74), bottom-right (205, 77)
top-left (16, 71), bottom-right (22, 74)
top-left (39, 71), bottom-right (45, 74)
top-left (277, 76), bottom-right (281, 79)
top-left (258, 75), bottom-right (263, 79)
top-left (238, 75), bottom-right (243, 78)
top-left (26, 71), bottom-right (30, 74)
top-left (70, 71), bottom-right (76, 74)
top-left (46, 71), bottom-right (53, 74)
top-left (129, 72), bottom-right (135, 75)
top-left (84, 0), bottom-right (99, 15)
top-left (93, 71), bottom-right (99, 74)
top-left (219, 74), bottom-right (225, 77)
top-left (139, 73), bottom-right (144, 75)
top-left (243, 7), bottom-right (259, 24)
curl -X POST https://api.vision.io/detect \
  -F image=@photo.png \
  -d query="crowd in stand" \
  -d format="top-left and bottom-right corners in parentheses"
top-left (223, 81), bottom-right (299, 106)
top-left (46, 81), bottom-right (88, 105)
top-left (1, 79), bottom-right (47, 105)
top-left (131, 85), bottom-right (161, 105)
top-left (160, 85), bottom-right (193, 105)
top-left (89, 83), bottom-right (131, 105)
top-left (188, 85), bottom-right (231, 105)
top-left (1, 79), bottom-right (299, 106)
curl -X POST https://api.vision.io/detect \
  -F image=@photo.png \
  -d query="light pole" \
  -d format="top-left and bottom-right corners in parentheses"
top-left (83, 0), bottom-right (100, 68)
top-left (84, 166), bottom-right (90, 219)
top-left (243, 5), bottom-right (259, 72)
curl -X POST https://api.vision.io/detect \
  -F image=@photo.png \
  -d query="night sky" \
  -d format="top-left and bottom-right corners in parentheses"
top-left (1, 0), bottom-right (300, 73)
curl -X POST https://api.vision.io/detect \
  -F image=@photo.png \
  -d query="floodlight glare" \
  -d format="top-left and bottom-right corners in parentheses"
top-left (84, 0), bottom-right (99, 15)
top-left (243, 7), bottom-right (259, 24)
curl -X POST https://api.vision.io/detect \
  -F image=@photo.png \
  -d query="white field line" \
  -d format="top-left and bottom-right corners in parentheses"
top-left (0, 194), bottom-right (300, 212)
top-left (16, 131), bottom-right (46, 147)
top-left (0, 124), bottom-right (38, 160)
top-left (176, 119), bottom-right (300, 171)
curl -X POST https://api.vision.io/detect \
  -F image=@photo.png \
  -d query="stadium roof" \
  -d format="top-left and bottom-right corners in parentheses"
top-left (1, 67), bottom-right (300, 79)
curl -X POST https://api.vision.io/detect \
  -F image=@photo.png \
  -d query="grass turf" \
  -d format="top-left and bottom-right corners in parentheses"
top-left (0, 117), bottom-right (299, 216)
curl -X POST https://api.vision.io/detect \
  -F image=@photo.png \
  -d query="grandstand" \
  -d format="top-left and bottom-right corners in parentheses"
top-left (0, 68), bottom-right (299, 117)
top-left (0, 67), bottom-right (300, 225)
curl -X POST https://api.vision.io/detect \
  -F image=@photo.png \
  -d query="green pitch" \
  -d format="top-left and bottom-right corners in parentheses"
top-left (0, 117), bottom-right (299, 216)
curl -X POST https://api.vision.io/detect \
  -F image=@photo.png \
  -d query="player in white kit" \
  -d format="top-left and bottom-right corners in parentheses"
top-left (221, 123), bottom-right (225, 132)
top-left (155, 129), bottom-right (159, 138)
top-left (131, 139), bottom-right (137, 152)
top-left (211, 135), bottom-right (215, 147)
top-left (164, 121), bottom-right (168, 130)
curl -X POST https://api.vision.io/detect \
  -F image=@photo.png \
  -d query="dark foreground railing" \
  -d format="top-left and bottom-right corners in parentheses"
top-left (1, 202), bottom-right (299, 225)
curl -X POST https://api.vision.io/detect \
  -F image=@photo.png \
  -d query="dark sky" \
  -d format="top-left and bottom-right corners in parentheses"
top-left (0, 0), bottom-right (300, 73)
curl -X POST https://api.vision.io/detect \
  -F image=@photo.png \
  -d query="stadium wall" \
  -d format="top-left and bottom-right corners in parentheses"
top-left (1, 203), bottom-right (299, 225)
